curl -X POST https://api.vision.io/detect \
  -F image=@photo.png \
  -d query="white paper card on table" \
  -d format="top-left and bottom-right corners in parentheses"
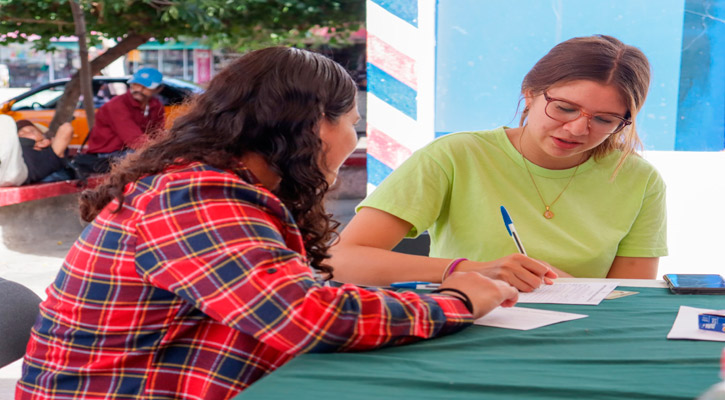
top-left (474, 306), bottom-right (588, 330)
top-left (517, 282), bottom-right (619, 305)
top-left (667, 305), bottom-right (725, 342)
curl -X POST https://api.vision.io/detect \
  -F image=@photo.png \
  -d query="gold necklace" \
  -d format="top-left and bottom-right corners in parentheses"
top-left (518, 127), bottom-right (581, 219)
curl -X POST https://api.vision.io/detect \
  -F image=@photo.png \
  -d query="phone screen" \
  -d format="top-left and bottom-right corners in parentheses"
top-left (663, 274), bottom-right (725, 294)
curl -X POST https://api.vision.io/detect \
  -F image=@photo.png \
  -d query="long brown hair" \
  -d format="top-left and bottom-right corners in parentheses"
top-left (80, 47), bottom-right (358, 275)
top-left (519, 35), bottom-right (651, 171)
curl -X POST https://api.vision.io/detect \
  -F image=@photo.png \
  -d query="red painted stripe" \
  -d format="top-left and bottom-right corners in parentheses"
top-left (367, 125), bottom-right (412, 169)
top-left (367, 34), bottom-right (417, 90)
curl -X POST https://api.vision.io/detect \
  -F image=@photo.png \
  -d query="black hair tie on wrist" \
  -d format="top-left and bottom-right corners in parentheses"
top-left (431, 288), bottom-right (474, 314)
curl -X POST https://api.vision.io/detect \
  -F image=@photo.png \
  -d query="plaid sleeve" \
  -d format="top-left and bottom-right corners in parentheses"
top-left (134, 175), bottom-right (472, 355)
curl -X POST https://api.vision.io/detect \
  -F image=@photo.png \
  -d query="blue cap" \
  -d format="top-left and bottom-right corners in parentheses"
top-left (128, 67), bottom-right (163, 89)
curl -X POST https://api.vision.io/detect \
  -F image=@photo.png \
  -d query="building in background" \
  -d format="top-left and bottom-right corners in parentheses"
top-left (0, 40), bottom-right (94, 87)
top-left (127, 40), bottom-right (214, 85)
top-left (0, 38), bottom-right (215, 88)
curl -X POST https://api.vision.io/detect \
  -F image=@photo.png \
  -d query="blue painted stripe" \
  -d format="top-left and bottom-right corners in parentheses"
top-left (367, 154), bottom-right (394, 187)
top-left (370, 0), bottom-right (418, 27)
top-left (367, 63), bottom-right (417, 120)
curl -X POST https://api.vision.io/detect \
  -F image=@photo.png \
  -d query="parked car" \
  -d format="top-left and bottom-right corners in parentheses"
top-left (0, 76), bottom-right (202, 149)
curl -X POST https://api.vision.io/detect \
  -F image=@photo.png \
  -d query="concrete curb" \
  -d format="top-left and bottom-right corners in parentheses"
top-left (0, 193), bottom-right (85, 258)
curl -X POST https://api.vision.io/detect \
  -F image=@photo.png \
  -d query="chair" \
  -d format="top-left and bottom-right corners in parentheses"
top-left (391, 232), bottom-right (430, 256)
top-left (0, 278), bottom-right (41, 368)
top-left (327, 233), bottom-right (431, 288)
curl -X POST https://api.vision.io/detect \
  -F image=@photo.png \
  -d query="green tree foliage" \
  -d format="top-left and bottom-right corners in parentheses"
top-left (0, 0), bottom-right (364, 133)
top-left (0, 0), bottom-right (365, 51)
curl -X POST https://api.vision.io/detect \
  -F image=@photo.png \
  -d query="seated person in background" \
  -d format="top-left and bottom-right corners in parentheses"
top-left (330, 35), bottom-right (667, 289)
top-left (92, 83), bottom-right (113, 108)
top-left (0, 114), bottom-right (27, 186)
top-left (14, 119), bottom-right (73, 184)
top-left (77, 67), bottom-right (165, 174)
top-left (16, 47), bottom-right (518, 399)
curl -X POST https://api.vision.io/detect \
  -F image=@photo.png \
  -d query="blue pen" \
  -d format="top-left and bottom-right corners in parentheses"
top-left (500, 206), bottom-right (528, 256)
top-left (390, 281), bottom-right (441, 290)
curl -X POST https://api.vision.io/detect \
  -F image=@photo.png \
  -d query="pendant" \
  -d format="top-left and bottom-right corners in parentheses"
top-left (544, 207), bottom-right (554, 219)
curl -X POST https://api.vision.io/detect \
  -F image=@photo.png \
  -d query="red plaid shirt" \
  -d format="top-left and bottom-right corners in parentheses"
top-left (17, 162), bottom-right (472, 400)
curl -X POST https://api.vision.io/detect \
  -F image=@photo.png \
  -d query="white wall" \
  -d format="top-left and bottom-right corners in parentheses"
top-left (643, 151), bottom-right (725, 276)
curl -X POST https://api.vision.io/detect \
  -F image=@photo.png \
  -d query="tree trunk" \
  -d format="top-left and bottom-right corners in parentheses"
top-left (69, 0), bottom-right (95, 134)
top-left (47, 32), bottom-right (151, 135)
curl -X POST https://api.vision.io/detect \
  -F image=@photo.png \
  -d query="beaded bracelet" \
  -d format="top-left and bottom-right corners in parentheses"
top-left (441, 258), bottom-right (468, 282)
top-left (431, 288), bottom-right (474, 314)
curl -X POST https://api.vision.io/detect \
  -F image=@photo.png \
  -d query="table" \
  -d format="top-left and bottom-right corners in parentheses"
top-left (237, 280), bottom-right (724, 399)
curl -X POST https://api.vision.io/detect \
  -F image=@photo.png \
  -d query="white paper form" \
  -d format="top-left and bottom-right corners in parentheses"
top-left (667, 305), bottom-right (725, 342)
top-left (517, 282), bottom-right (619, 305)
top-left (474, 306), bottom-right (588, 330)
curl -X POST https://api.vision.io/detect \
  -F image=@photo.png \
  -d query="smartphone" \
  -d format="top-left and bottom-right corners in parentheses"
top-left (663, 274), bottom-right (725, 295)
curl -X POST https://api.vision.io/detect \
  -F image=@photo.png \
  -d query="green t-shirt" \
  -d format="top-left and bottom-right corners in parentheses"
top-left (359, 127), bottom-right (668, 278)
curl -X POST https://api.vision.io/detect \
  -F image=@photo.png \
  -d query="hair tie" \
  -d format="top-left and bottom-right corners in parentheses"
top-left (431, 287), bottom-right (474, 314)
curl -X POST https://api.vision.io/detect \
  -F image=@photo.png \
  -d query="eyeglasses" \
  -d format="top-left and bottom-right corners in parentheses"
top-left (543, 92), bottom-right (632, 135)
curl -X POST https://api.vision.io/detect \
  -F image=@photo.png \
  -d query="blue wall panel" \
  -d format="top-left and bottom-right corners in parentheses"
top-left (675, 0), bottom-right (725, 151)
top-left (435, 0), bottom-right (686, 150)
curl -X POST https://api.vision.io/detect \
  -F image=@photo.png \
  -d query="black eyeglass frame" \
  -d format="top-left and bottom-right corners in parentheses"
top-left (542, 92), bottom-right (632, 134)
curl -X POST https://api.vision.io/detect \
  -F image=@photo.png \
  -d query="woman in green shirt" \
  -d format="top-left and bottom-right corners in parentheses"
top-left (330, 35), bottom-right (667, 291)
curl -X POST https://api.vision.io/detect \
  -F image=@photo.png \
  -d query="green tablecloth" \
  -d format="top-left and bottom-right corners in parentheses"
top-left (238, 287), bottom-right (724, 399)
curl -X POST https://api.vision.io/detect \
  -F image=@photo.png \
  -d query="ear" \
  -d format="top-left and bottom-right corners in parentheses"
top-left (523, 90), bottom-right (534, 109)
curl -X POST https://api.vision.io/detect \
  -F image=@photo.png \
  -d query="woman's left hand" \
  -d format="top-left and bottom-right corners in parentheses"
top-left (34, 138), bottom-right (51, 150)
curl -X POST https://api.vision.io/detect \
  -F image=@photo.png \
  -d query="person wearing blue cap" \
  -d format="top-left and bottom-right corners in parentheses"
top-left (76, 67), bottom-right (165, 175)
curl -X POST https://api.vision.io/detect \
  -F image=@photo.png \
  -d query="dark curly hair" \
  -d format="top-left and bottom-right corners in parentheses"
top-left (80, 46), bottom-right (358, 277)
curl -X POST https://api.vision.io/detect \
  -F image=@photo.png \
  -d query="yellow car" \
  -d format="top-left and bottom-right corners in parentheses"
top-left (1, 76), bottom-right (201, 151)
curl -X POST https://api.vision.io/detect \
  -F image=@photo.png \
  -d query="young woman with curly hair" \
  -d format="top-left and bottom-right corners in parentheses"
top-left (16, 47), bottom-right (517, 400)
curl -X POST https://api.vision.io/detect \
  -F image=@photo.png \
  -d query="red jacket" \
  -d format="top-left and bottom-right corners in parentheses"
top-left (84, 91), bottom-right (165, 154)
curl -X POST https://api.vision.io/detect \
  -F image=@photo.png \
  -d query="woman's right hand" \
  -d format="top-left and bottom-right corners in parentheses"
top-left (438, 271), bottom-right (518, 319)
top-left (331, 208), bottom-right (564, 290)
top-left (458, 254), bottom-right (559, 292)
